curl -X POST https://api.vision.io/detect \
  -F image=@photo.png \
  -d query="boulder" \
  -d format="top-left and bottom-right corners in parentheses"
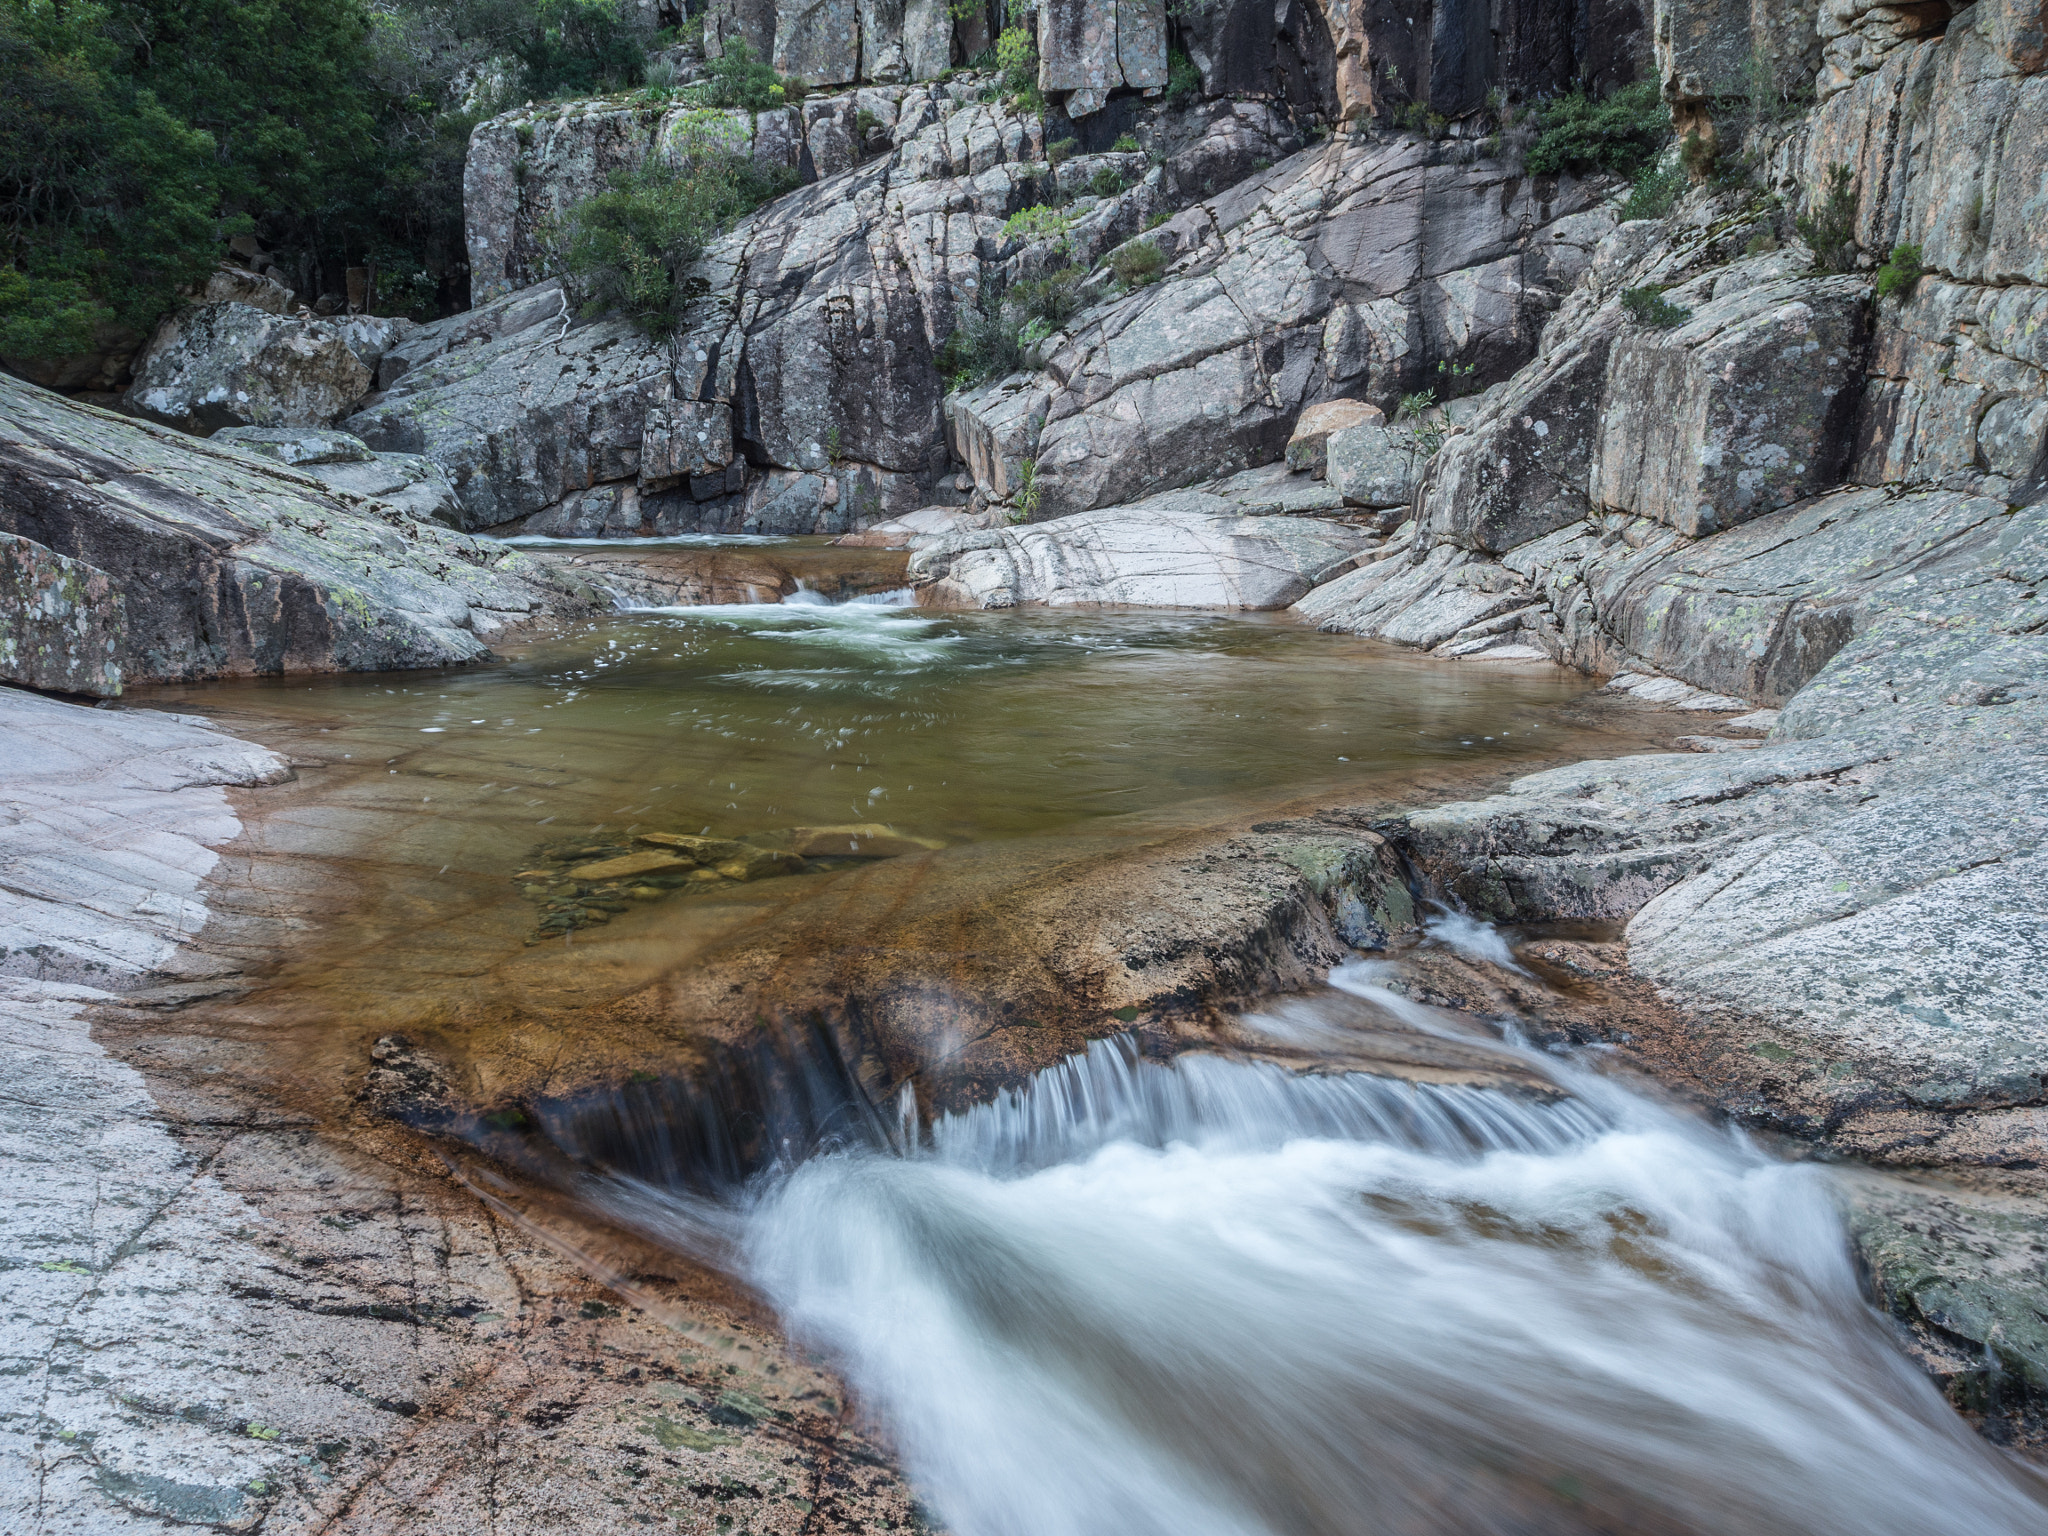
top-left (910, 497), bottom-right (1370, 608)
top-left (1038, 0), bottom-right (1167, 117)
top-left (0, 372), bottom-right (589, 683)
top-left (1285, 398), bottom-right (1382, 473)
top-left (1592, 276), bottom-right (1871, 536)
top-left (200, 265), bottom-right (295, 313)
top-left (0, 533), bottom-right (124, 697)
top-left (124, 303), bottom-right (374, 433)
top-left (1325, 416), bottom-right (1421, 509)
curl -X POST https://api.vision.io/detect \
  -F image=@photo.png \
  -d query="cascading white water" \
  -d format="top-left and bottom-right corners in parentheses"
top-left (584, 942), bottom-right (2048, 1536)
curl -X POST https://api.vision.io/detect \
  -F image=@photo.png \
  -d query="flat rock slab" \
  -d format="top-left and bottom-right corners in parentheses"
top-left (911, 502), bottom-right (1370, 608)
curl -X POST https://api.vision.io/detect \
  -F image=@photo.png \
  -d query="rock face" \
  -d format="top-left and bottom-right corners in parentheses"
top-left (910, 498), bottom-right (1369, 607)
top-left (1592, 276), bottom-right (1870, 535)
top-left (124, 303), bottom-right (410, 434)
top-left (958, 133), bottom-right (1614, 522)
top-left (0, 373), bottom-right (590, 684)
top-left (0, 533), bottom-right (124, 697)
top-left (409, 86), bottom-right (1310, 535)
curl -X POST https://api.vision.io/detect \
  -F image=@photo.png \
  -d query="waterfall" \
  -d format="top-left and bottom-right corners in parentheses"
top-left (553, 935), bottom-right (2048, 1536)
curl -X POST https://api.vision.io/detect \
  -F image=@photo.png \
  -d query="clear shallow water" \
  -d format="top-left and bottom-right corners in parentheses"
top-left (147, 588), bottom-right (1601, 864)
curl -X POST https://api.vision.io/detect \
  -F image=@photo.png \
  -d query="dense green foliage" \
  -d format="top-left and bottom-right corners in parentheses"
top-left (554, 112), bottom-right (795, 338)
top-left (692, 38), bottom-right (797, 111)
top-left (1524, 82), bottom-right (1669, 180)
top-left (938, 286), bottom-right (1026, 389)
top-left (1876, 241), bottom-right (1924, 301)
top-left (0, 0), bottom-right (678, 365)
top-left (1620, 160), bottom-right (1684, 221)
top-left (994, 24), bottom-right (1040, 110)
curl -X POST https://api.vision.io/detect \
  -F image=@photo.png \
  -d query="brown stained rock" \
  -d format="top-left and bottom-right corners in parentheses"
top-left (570, 850), bottom-right (700, 881)
top-left (1285, 398), bottom-right (1383, 474)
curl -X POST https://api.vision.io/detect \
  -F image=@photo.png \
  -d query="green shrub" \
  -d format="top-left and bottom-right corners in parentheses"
top-left (1166, 48), bottom-right (1201, 107)
top-left (1679, 128), bottom-right (1720, 184)
top-left (938, 287), bottom-right (1025, 389)
top-left (1046, 136), bottom-right (1080, 166)
top-left (1013, 456), bottom-right (1040, 520)
top-left (996, 24), bottom-right (1040, 110)
top-left (1088, 164), bottom-right (1127, 198)
top-left (1106, 241), bottom-right (1164, 291)
top-left (1875, 241), bottom-right (1924, 300)
top-left (1621, 286), bottom-right (1691, 327)
top-left (694, 39), bottom-right (789, 111)
top-left (1011, 268), bottom-right (1082, 328)
top-left (1619, 160), bottom-right (1683, 221)
top-left (555, 113), bottom-right (796, 337)
top-left (1112, 132), bottom-right (1140, 152)
top-left (1525, 81), bottom-right (1670, 179)
top-left (1002, 204), bottom-right (1073, 242)
top-left (1797, 163), bottom-right (1859, 273)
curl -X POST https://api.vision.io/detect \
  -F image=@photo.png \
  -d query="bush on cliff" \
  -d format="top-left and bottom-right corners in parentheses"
top-left (554, 112), bottom-right (795, 337)
top-left (1524, 82), bottom-right (1670, 180)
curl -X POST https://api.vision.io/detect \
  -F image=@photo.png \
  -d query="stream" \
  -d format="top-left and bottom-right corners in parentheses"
top-left (136, 555), bottom-right (2048, 1535)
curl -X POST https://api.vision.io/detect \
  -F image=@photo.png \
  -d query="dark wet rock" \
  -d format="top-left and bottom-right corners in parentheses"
top-left (1844, 1174), bottom-right (2048, 1437)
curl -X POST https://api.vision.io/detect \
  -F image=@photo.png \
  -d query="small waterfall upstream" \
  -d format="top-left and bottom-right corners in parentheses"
top-left (546, 925), bottom-right (2048, 1536)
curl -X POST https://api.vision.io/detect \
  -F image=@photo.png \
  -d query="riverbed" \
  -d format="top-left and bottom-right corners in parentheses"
top-left (120, 567), bottom-right (2048, 1536)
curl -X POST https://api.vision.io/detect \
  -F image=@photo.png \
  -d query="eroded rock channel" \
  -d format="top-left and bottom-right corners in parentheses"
top-left (6, 0), bottom-right (2048, 1529)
